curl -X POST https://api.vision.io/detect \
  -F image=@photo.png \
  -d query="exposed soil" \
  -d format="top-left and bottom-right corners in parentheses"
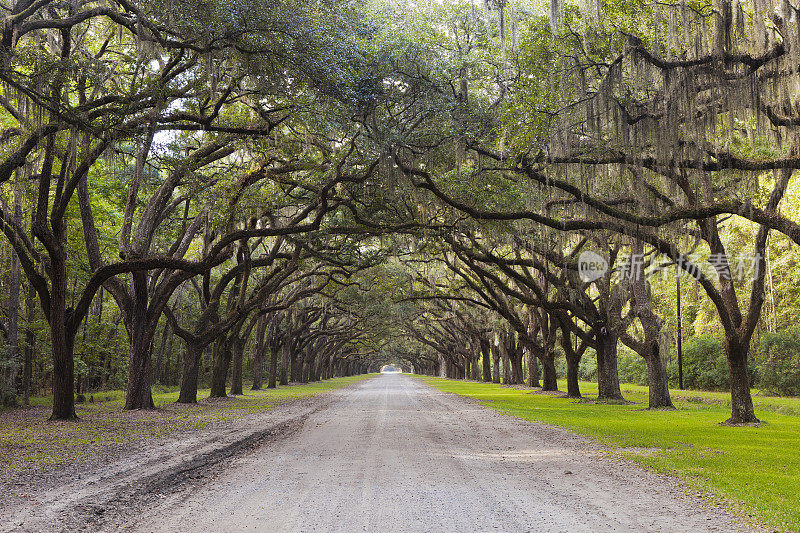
top-left (0, 392), bottom-right (338, 532)
top-left (3, 374), bottom-right (757, 532)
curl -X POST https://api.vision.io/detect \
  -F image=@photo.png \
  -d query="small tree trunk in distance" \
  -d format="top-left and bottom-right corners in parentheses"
top-left (500, 339), bottom-right (511, 384)
top-left (480, 338), bottom-right (492, 382)
top-left (163, 324), bottom-right (175, 385)
top-left (280, 342), bottom-right (290, 385)
top-left (251, 348), bottom-right (264, 390)
top-left (565, 353), bottom-right (581, 398)
top-left (210, 338), bottom-right (231, 398)
top-left (291, 348), bottom-right (304, 382)
top-left (230, 336), bottom-right (244, 395)
top-left (314, 351), bottom-right (326, 381)
top-left (527, 349), bottom-right (540, 388)
top-left (303, 351), bottom-right (315, 383)
top-left (23, 286), bottom-right (36, 405)
top-left (558, 317), bottom-right (583, 398)
top-left (540, 354), bottom-right (558, 391)
top-left (510, 341), bottom-right (524, 385)
top-left (252, 316), bottom-right (267, 390)
top-left (153, 321), bottom-right (170, 386)
top-left (178, 342), bottom-right (203, 403)
top-left (491, 343), bottom-right (501, 384)
top-left (268, 344), bottom-right (279, 389)
top-left (5, 188), bottom-right (21, 405)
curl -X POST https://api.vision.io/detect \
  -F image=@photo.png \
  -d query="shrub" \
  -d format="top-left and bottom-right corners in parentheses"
top-left (616, 346), bottom-right (649, 386)
top-left (668, 335), bottom-right (730, 391)
top-left (0, 380), bottom-right (18, 407)
top-left (578, 349), bottom-right (597, 381)
top-left (759, 330), bottom-right (800, 396)
top-left (665, 334), bottom-right (764, 391)
top-left (574, 346), bottom-right (648, 386)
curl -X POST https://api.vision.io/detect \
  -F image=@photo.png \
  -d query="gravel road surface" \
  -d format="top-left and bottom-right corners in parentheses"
top-left (130, 373), bottom-right (749, 533)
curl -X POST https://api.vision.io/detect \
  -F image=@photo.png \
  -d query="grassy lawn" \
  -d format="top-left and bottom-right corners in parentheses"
top-left (417, 376), bottom-right (800, 532)
top-left (0, 375), bottom-right (374, 476)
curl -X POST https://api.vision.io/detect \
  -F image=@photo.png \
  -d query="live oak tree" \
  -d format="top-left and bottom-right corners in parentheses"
top-left (367, 0), bottom-right (800, 422)
top-left (489, 0), bottom-right (800, 422)
top-left (7, 0), bottom-right (800, 428)
top-left (0, 0), bottom-right (378, 416)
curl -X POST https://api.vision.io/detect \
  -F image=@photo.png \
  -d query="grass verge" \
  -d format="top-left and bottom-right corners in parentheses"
top-left (417, 376), bottom-right (800, 532)
top-left (0, 375), bottom-right (374, 477)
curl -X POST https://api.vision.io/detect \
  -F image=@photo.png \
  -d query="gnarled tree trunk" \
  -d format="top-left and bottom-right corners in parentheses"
top-left (595, 330), bottom-right (624, 401)
top-left (725, 337), bottom-right (757, 423)
top-left (49, 244), bottom-right (77, 420)
top-left (124, 272), bottom-right (156, 410)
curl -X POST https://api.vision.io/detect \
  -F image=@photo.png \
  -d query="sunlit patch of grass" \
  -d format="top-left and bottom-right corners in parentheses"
top-left (0, 376), bottom-right (374, 478)
top-left (417, 376), bottom-right (800, 533)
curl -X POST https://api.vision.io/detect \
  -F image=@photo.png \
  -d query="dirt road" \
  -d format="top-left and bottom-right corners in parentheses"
top-left (1, 374), bottom-right (751, 532)
top-left (125, 374), bottom-right (747, 533)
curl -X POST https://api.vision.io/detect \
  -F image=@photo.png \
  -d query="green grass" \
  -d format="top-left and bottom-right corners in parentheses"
top-left (0, 375), bottom-right (374, 475)
top-left (417, 376), bottom-right (800, 532)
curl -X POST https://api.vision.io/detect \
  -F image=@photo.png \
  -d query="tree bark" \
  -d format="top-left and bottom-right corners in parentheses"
top-left (510, 339), bottom-right (524, 385)
top-left (527, 349), bottom-right (540, 388)
top-left (565, 352), bottom-right (581, 398)
top-left (480, 338), bottom-right (492, 382)
top-left (500, 337), bottom-right (512, 384)
top-left (164, 322), bottom-right (175, 385)
top-left (178, 342), bottom-right (203, 403)
top-left (280, 341), bottom-right (290, 385)
top-left (252, 315), bottom-right (267, 390)
top-left (644, 349), bottom-right (673, 408)
top-left (725, 338), bottom-right (758, 423)
top-left (491, 343), bottom-right (501, 384)
top-left (303, 350), bottom-right (315, 383)
top-left (210, 338), bottom-right (231, 398)
top-left (49, 243), bottom-right (77, 420)
top-left (124, 272), bottom-right (156, 410)
top-left (596, 331), bottom-right (624, 401)
top-left (230, 336), bottom-right (245, 395)
top-left (629, 238), bottom-right (675, 409)
top-left (22, 285), bottom-right (35, 405)
top-left (290, 347), bottom-right (301, 382)
top-left (540, 354), bottom-right (558, 391)
top-left (268, 343), bottom-right (279, 389)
